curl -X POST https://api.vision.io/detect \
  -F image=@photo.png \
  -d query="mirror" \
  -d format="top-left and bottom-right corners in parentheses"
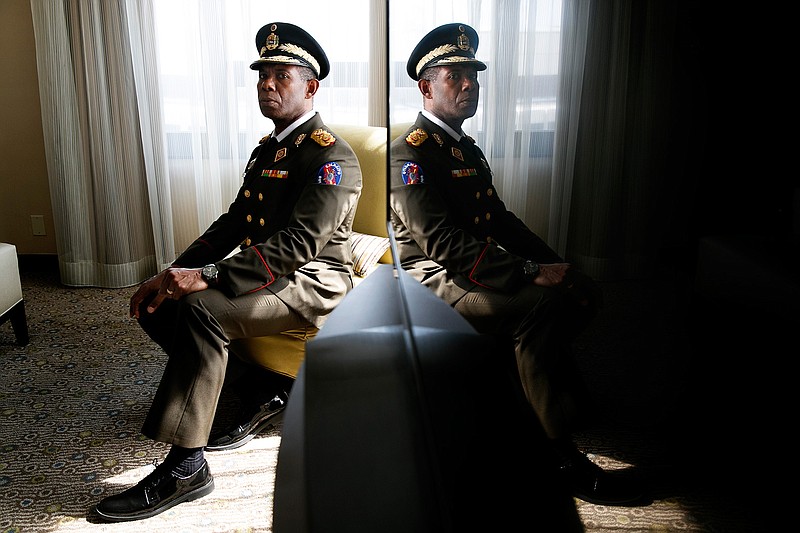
top-left (272, 4), bottom-right (582, 531)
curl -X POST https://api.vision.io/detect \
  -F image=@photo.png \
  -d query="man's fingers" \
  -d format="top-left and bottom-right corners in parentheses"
top-left (147, 293), bottom-right (167, 314)
top-left (130, 299), bottom-right (140, 319)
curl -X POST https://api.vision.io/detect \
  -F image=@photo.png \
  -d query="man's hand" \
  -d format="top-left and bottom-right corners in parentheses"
top-left (534, 263), bottom-right (602, 310)
top-left (533, 263), bottom-right (572, 287)
top-left (129, 267), bottom-right (209, 319)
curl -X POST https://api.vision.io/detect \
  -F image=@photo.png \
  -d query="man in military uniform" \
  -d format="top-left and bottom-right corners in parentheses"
top-left (390, 23), bottom-right (640, 506)
top-left (94, 22), bottom-right (362, 522)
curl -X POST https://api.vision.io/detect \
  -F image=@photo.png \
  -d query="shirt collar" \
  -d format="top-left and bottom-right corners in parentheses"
top-left (421, 110), bottom-right (463, 141)
top-left (272, 110), bottom-right (317, 143)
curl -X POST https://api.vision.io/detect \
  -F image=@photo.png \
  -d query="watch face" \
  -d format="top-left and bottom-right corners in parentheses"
top-left (203, 265), bottom-right (218, 280)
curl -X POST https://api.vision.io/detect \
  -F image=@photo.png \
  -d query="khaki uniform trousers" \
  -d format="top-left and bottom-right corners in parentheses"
top-left (135, 287), bottom-right (310, 448)
top-left (453, 282), bottom-right (597, 440)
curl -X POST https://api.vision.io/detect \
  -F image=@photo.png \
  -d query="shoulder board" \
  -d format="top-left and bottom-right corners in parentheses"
top-left (311, 128), bottom-right (336, 147)
top-left (259, 134), bottom-right (271, 144)
top-left (406, 128), bottom-right (428, 147)
top-left (465, 134), bottom-right (476, 143)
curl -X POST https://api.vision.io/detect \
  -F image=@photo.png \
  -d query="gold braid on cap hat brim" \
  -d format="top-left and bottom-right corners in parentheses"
top-left (416, 44), bottom-right (457, 76)
top-left (257, 43), bottom-right (321, 76)
top-left (279, 43), bottom-right (321, 76)
top-left (416, 44), bottom-right (478, 77)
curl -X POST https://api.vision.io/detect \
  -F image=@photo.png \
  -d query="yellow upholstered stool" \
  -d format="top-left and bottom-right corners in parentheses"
top-left (229, 326), bottom-right (319, 379)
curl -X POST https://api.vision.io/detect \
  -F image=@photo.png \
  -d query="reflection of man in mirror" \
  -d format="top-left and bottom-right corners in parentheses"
top-left (390, 22), bottom-right (641, 506)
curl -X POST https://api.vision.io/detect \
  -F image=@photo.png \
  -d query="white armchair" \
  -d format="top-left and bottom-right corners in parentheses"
top-left (0, 243), bottom-right (29, 345)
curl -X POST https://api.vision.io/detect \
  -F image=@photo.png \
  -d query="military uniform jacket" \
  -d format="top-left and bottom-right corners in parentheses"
top-left (174, 112), bottom-right (362, 328)
top-left (390, 112), bottom-right (561, 304)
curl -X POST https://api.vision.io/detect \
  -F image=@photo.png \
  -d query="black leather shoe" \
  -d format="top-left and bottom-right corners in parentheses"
top-left (94, 460), bottom-right (214, 522)
top-left (561, 452), bottom-right (642, 506)
top-left (206, 392), bottom-right (287, 451)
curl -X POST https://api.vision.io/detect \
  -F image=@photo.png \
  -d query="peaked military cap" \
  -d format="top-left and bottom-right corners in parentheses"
top-left (407, 23), bottom-right (487, 81)
top-left (250, 22), bottom-right (330, 80)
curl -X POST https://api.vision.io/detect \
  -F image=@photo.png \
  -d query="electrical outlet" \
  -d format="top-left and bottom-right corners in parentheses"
top-left (31, 215), bottom-right (46, 236)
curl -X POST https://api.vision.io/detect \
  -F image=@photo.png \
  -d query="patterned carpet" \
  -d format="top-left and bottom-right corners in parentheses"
top-left (0, 266), bottom-right (770, 532)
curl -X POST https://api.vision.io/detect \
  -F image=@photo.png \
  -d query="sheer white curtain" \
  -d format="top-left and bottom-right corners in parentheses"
top-left (30, 0), bottom-right (162, 288)
top-left (389, 0), bottom-right (586, 258)
top-left (31, 0), bottom-right (376, 287)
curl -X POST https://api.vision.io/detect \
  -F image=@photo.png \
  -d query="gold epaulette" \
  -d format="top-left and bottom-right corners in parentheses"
top-left (406, 128), bottom-right (428, 147)
top-left (259, 134), bottom-right (271, 144)
top-left (311, 128), bottom-right (336, 146)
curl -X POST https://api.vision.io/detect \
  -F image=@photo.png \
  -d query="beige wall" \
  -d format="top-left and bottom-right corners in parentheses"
top-left (0, 0), bottom-right (56, 255)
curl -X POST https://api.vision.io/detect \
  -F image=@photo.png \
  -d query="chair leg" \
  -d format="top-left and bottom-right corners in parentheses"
top-left (9, 300), bottom-right (29, 346)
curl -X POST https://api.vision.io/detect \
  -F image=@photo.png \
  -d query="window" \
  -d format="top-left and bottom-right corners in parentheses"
top-left (153, 0), bottom-right (372, 152)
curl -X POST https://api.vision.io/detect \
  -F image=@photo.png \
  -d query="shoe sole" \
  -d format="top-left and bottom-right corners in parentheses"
top-left (94, 475), bottom-right (215, 522)
top-left (205, 409), bottom-right (285, 452)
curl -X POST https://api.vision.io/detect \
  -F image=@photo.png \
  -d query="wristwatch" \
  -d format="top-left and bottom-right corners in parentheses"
top-left (201, 264), bottom-right (219, 283)
top-left (523, 260), bottom-right (540, 280)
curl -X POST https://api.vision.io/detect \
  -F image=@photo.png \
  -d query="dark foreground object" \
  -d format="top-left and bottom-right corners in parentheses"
top-left (273, 265), bottom-right (583, 532)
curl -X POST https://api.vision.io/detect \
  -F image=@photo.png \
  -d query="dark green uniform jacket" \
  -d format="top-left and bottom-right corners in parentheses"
top-left (174, 112), bottom-right (362, 327)
top-left (390, 112), bottom-right (561, 304)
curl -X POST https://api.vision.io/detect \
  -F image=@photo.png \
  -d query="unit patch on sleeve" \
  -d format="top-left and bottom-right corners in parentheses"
top-left (401, 162), bottom-right (425, 185)
top-left (316, 162), bottom-right (342, 185)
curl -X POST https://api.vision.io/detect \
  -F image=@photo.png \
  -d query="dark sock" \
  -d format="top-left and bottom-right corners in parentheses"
top-left (164, 446), bottom-right (205, 478)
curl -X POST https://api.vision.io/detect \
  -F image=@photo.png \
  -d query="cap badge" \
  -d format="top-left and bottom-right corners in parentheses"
top-left (266, 32), bottom-right (279, 51)
top-left (311, 129), bottom-right (336, 147)
top-left (406, 128), bottom-right (428, 147)
top-left (457, 32), bottom-right (470, 51)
